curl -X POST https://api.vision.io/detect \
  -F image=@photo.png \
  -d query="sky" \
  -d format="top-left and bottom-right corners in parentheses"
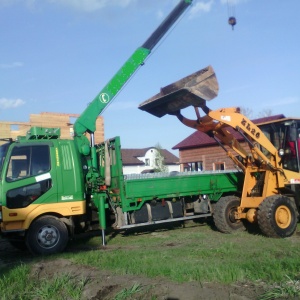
top-left (1, 0), bottom-right (300, 155)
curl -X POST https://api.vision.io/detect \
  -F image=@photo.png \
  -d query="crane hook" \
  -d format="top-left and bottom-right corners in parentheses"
top-left (228, 16), bottom-right (237, 30)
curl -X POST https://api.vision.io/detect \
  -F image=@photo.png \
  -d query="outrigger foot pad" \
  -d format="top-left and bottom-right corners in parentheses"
top-left (138, 65), bottom-right (219, 118)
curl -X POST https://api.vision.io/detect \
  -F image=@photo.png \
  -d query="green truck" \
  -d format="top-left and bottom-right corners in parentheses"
top-left (0, 0), bottom-right (243, 254)
top-left (0, 131), bottom-right (243, 254)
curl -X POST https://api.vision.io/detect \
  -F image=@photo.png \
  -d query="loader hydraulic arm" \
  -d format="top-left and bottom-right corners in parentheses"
top-left (175, 105), bottom-right (283, 172)
top-left (74, 0), bottom-right (192, 157)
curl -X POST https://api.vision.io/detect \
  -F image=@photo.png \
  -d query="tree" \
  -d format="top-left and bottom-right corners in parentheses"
top-left (240, 107), bottom-right (273, 119)
top-left (154, 143), bottom-right (168, 173)
top-left (239, 107), bottom-right (253, 119)
top-left (257, 109), bottom-right (273, 118)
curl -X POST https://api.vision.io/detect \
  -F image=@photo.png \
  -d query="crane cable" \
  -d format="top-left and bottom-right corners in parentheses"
top-left (227, 0), bottom-right (237, 30)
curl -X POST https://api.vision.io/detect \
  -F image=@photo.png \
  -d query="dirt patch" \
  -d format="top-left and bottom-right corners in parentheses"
top-left (29, 258), bottom-right (266, 300)
top-left (0, 231), bottom-right (269, 300)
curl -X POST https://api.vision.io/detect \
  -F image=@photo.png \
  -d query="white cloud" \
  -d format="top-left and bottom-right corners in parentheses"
top-left (189, 0), bottom-right (214, 19)
top-left (46, 0), bottom-right (137, 12)
top-left (156, 9), bottom-right (164, 20)
top-left (220, 0), bottom-right (247, 4)
top-left (0, 0), bottom-right (138, 11)
top-left (0, 0), bottom-right (35, 9)
top-left (0, 62), bottom-right (23, 69)
top-left (0, 98), bottom-right (26, 109)
top-left (262, 97), bottom-right (299, 107)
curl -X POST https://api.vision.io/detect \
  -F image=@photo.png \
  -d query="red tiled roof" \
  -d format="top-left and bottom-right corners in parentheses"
top-left (252, 114), bottom-right (285, 124)
top-left (173, 114), bottom-right (286, 150)
top-left (172, 128), bottom-right (244, 150)
top-left (173, 131), bottom-right (215, 150)
top-left (121, 149), bottom-right (145, 165)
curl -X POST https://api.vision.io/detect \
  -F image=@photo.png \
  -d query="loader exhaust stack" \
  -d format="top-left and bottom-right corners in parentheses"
top-left (138, 65), bottom-right (218, 117)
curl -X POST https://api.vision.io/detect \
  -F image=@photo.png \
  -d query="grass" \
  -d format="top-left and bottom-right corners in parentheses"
top-left (2, 221), bottom-right (300, 299)
top-left (259, 276), bottom-right (300, 300)
top-left (0, 263), bottom-right (90, 300)
top-left (114, 283), bottom-right (143, 300)
top-left (67, 223), bottom-right (300, 284)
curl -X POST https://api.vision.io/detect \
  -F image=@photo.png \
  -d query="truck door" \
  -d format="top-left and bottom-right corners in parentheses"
top-left (1, 143), bottom-right (54, 230)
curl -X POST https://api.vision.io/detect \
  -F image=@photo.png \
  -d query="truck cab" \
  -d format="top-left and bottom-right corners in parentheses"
top-left (0, 128), bottom-right (87, 253)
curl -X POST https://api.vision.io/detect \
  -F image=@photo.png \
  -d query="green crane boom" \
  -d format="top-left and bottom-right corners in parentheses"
top-left (73, 0), bottom-right (192, 156)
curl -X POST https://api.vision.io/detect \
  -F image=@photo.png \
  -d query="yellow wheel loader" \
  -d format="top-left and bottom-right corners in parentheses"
top-left (139, 65), bottom-right (300, 238)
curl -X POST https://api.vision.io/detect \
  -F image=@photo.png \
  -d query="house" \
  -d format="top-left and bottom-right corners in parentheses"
top-left (172, 114), bottom-right (286, 172)
top-left (121, 147), bottom-right (180, 175)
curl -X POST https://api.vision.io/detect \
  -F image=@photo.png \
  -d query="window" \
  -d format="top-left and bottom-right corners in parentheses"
top-left (6, 180), bottom-right (52, 209)
top-left (214, 162), bottom-right (225, 171)
top-left (0, 142), bottom-right (10, 174)
top-left (6, 145), bottom-right (50, 181)
top-left (185, 161), bottom-right (203, 172)
top-left (193, 161), bottom-right (203, 171)
top-left (145, 158), bottom-right (150, 166)
top-left (184, 165), bottom-right (190, 172)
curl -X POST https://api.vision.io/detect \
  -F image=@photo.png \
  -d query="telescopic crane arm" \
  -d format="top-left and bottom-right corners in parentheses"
top-left (73, 0), bottom-right (193, 157)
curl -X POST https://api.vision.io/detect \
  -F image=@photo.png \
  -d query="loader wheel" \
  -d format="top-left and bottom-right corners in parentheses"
top-left (257, 195), bottom-right (298, 238)
top-left (26, 216), bottom-right (69, 255)
top-left (213, 196), bottom-right (245, 233)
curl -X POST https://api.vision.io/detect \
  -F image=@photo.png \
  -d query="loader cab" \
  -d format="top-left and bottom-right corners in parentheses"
top-left (258, 118), bottom-right (300, 173)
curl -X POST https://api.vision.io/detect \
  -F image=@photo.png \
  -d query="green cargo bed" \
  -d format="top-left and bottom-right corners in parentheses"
top-left (97, 137), bottom-right (243, 229)
top-left (124, 170), bottom-right (242, 201)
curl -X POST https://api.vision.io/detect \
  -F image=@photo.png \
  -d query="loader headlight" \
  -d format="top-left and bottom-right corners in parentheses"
top-left (278, 149), bottom-right (285, 157)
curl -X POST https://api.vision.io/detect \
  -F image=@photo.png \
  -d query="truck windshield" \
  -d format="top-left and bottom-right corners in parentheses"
top-left (0, 143), bottom-right (10, 175)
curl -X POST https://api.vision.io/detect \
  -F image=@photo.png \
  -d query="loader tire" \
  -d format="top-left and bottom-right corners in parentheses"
top-left (257, 195), bottom-right (298, 238)
top-left (26, 216), bottom-right (69, 255)
top-left (213, 196), bottom-right (245, 233)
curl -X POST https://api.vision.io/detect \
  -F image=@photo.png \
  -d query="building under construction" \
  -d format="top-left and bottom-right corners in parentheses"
top-left (0, 112), bottom-right (104, 144)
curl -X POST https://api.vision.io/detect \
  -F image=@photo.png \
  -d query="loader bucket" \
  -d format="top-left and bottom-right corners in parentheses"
top-left (139, 65), bottom-right (218, 118)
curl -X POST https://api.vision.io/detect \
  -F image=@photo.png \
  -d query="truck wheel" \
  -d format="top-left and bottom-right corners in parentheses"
top-left (26, 216), bottom-right (69, 255)
top-left (213, 196), bottom-right (245, 233)
top-left (257, 195), bottom-right (298, 238)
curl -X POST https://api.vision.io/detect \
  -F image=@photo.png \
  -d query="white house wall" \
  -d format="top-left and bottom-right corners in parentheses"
top-left (123, 164), bottom-right (180, 175)
top-left (122, 147), bottom-right (180, 175)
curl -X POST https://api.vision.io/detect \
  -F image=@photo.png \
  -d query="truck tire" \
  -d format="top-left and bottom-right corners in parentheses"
top-left (257, 195), bottom-right (298, 238)
top-left (213, 196), bottom-right (245, 233)
top-left (26, 216), bottom-right (69, 255)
